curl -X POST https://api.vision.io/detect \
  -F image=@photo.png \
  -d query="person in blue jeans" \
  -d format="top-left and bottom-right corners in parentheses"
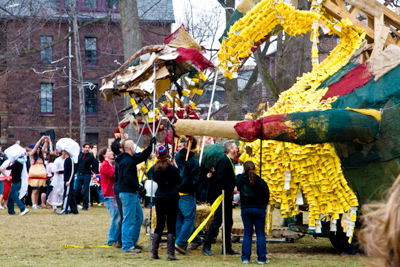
top-left (75, 143), bottom-right (99, 210)
top-left (5, 158), bottom-right (29, 216)
top-left (175, 138), bottom-right (201, 254)
top-left (115, 137), bottom-right (155, 253)
top-left (236, 161), bottom-right (270, 264)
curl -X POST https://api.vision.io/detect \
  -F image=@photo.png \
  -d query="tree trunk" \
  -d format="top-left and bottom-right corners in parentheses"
top-left (119, 0), bottom-right (143, 144)
top-left (71, 4), bottom-right (85, 146)
top-left (254, 46), bottom-right (279, 101)
top-left (225, 78), bottom-right (242, 120)
top-left (275, 0), bottom-right (312, 92)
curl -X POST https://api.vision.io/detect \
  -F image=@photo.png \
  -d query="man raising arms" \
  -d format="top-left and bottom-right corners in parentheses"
top-left (116, 137), bottom-right (156, 253)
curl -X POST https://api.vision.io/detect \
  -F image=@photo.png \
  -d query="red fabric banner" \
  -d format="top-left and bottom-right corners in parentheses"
top-left (321, 62), bottom-right (373, 101)
top-left (234, 114), bottom-right (295, 142)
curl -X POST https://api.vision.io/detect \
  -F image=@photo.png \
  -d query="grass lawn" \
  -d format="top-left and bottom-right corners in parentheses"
top-left (0, 205), bottom-right (367, 267)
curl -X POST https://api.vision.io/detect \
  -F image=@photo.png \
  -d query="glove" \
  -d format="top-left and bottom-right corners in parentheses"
top-left (150, 137), bottom-right (157, 146)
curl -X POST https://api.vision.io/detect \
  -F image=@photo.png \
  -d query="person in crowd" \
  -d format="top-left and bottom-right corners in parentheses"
top-left (151, 146), bottom-right (180, 260)
top-left (28, 136), bottom-right (49, 209)
top-left (175, 138), bottom-right (201, 254)
top-left (198, 165), bottom-right (214, 204)
top-left (143, 156), bottom-right (157, 208)
top-left (99, 147), bottom-right (122, 248)
top-left (44, 152), bottom-right (57, 207)
top-left (202, 140), bottom-right (240, 256)
top-left (5, 154), bottom-right (29, 216)
top-left (0, 159), bottom-right (11, 209)
top-left (48, 152), bottom-right (66, 213)
top-left (175, 139), bottom-right (188, 171)
top-left (89, 144), bottom-right (103, 207)
top-left (237, 161), bottom-right (270, 264)
top-left (75, 143), bottom-right (99, 211)
top-left (58, 149), bottom-right (78, 215)
top-left (358, 174), bottom-right (400, 267)
top-left (0, 146), bottom-right (7, 166)
top-left (115, 137), bottom-right (156, 253)
top-left (111, 138), bottom-right (123, 249)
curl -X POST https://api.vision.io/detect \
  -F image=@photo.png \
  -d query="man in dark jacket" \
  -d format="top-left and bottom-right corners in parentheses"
top-left (174, 138), bottom-right (200, 254)
top-left (116, 137), bottom-right (155, 253)
top-left (202, 140), bottom-right (240, 256)
top-left (75, 143), bottom-right (99, 210)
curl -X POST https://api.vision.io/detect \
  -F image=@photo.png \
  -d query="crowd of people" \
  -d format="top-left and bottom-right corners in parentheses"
top-left (0, 135), bottom-right (271, 264)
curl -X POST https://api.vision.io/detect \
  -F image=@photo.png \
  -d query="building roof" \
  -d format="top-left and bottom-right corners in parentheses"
top-left (0, 0), bottom-right (175, 23)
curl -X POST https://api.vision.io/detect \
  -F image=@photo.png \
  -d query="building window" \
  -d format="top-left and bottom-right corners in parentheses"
top-left (85, 84), bottom-right (97, 114)
top-left (86, 133), bottom-right (98, 145)
top-left (85, 37), bottom-right (97, 64)
top-left (64, 0), bottom-right (76, 7)
top-left (106, 0), bottom-right (118, 9)
top-left (40, 36), bottom-right (52, 63)
top-left (85, 0), bottom-right (97, 8)
top-left (40, 83), bottom-right (53, 113)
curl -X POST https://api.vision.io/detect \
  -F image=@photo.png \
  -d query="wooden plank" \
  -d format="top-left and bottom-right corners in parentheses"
top-left (371, 14), bottom-right (391, 57)
top-left (323, 0), bottom-right (375, 38)
top-left (350, 6), bottom-right (361, 17)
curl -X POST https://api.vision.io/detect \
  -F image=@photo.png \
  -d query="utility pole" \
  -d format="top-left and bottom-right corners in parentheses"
top-left (71, 2), bottom-right (86, 146)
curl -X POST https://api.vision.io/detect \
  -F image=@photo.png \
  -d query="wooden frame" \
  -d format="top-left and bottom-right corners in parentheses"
top-left (313, 0), bottom-right (400, 62)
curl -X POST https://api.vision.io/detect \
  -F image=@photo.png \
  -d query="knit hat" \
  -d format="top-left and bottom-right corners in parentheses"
top-left (157, 145), bottom-right (169, 159)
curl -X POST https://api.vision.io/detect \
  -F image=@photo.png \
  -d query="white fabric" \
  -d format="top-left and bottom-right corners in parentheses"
top-left (47, 157), bottom-right (65, 206)
top-left (56, 138), bottom-right (80, 163)
top-left (144, 180), bottom-right (158, 197)
top-left (4, 145), bottom-right (29, 199)
top-left (367, 44), bottom-right (400, 82)
top-left (19, 163), bottom-right (28, 199)
top-left (0, 160), bottom-right (11, 177)
top-left (4, 144), bottom-right (26, 164)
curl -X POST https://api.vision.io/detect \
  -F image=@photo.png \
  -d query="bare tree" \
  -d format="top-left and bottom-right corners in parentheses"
top-left (70, 2), bottom-right (86, 146)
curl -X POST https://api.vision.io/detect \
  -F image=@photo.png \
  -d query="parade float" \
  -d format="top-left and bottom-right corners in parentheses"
top-left (100, 0), bottom-right (400, 252)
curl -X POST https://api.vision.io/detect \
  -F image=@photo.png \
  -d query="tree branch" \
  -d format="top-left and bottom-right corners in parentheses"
top-left (254, 44), bottom-right (279, 101)
top-left (240, 67), bottom-right (259, 97)
top-left (1, 13), bottom-right (111, 60)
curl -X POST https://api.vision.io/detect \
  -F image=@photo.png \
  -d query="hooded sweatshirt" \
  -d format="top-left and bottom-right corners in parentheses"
top-left (177, 148), bottom-right (200, 194)
top-left (115, 145), bottom-right (152, 194)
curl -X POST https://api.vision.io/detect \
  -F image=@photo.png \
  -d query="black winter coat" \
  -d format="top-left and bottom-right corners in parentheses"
top-left (115, 145), bottom-right (152, 194)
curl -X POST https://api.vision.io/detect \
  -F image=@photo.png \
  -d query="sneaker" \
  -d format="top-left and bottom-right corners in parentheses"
top-left (225, 248), bottom-right (240, 255)
top-left (202, 247), bottom-right (214, 256)
top-left (188, 242), bottom-right (201, 251)
top-left (175, 244), bottom-right (187, 254)
top-left (126, 247), bottom-right (142, 253)
top-left (242, 260), bottom-right (250, 264)
top-left (32, 205), bottom-right (40, 209)
top-left (111, 242), bottom-right (122, 248)
top-left (77, 205), bottom-right (83, 209)
top-left (134, 244), bottom-right (143, 250)
top-left (97, 203), bottom-right (102, 207)
top-left (0, 206), bottom-right (4, 209)
top-left (258, 259), bottom-right (270, 264)
top-left (20, 208), bottom-right (29, 216)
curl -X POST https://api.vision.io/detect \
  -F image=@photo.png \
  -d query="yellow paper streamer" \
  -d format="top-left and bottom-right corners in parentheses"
top-left (187, 194), bottom-right (224, 244)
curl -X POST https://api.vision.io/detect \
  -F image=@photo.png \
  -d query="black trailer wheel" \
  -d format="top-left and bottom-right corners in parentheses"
top-left (329, 230), bottom-right (349, 252)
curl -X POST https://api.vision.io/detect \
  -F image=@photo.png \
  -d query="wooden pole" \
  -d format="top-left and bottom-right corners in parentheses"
top-left (199, 70), bottom-right (219, 166)
top-left (172, 96), bottom-right (176, 159)
top-left (260, 117), bottom-right (263, 178)
top-left (186, 140), bottom-right (191, 161)
top-left (222, 189), bottom-right (226, 259)
top-left (148, 63), bottom-right (156, 252)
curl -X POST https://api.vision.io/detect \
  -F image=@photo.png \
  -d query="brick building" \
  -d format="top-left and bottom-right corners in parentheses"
top-left (0, 0), bottom-right (174, 148)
